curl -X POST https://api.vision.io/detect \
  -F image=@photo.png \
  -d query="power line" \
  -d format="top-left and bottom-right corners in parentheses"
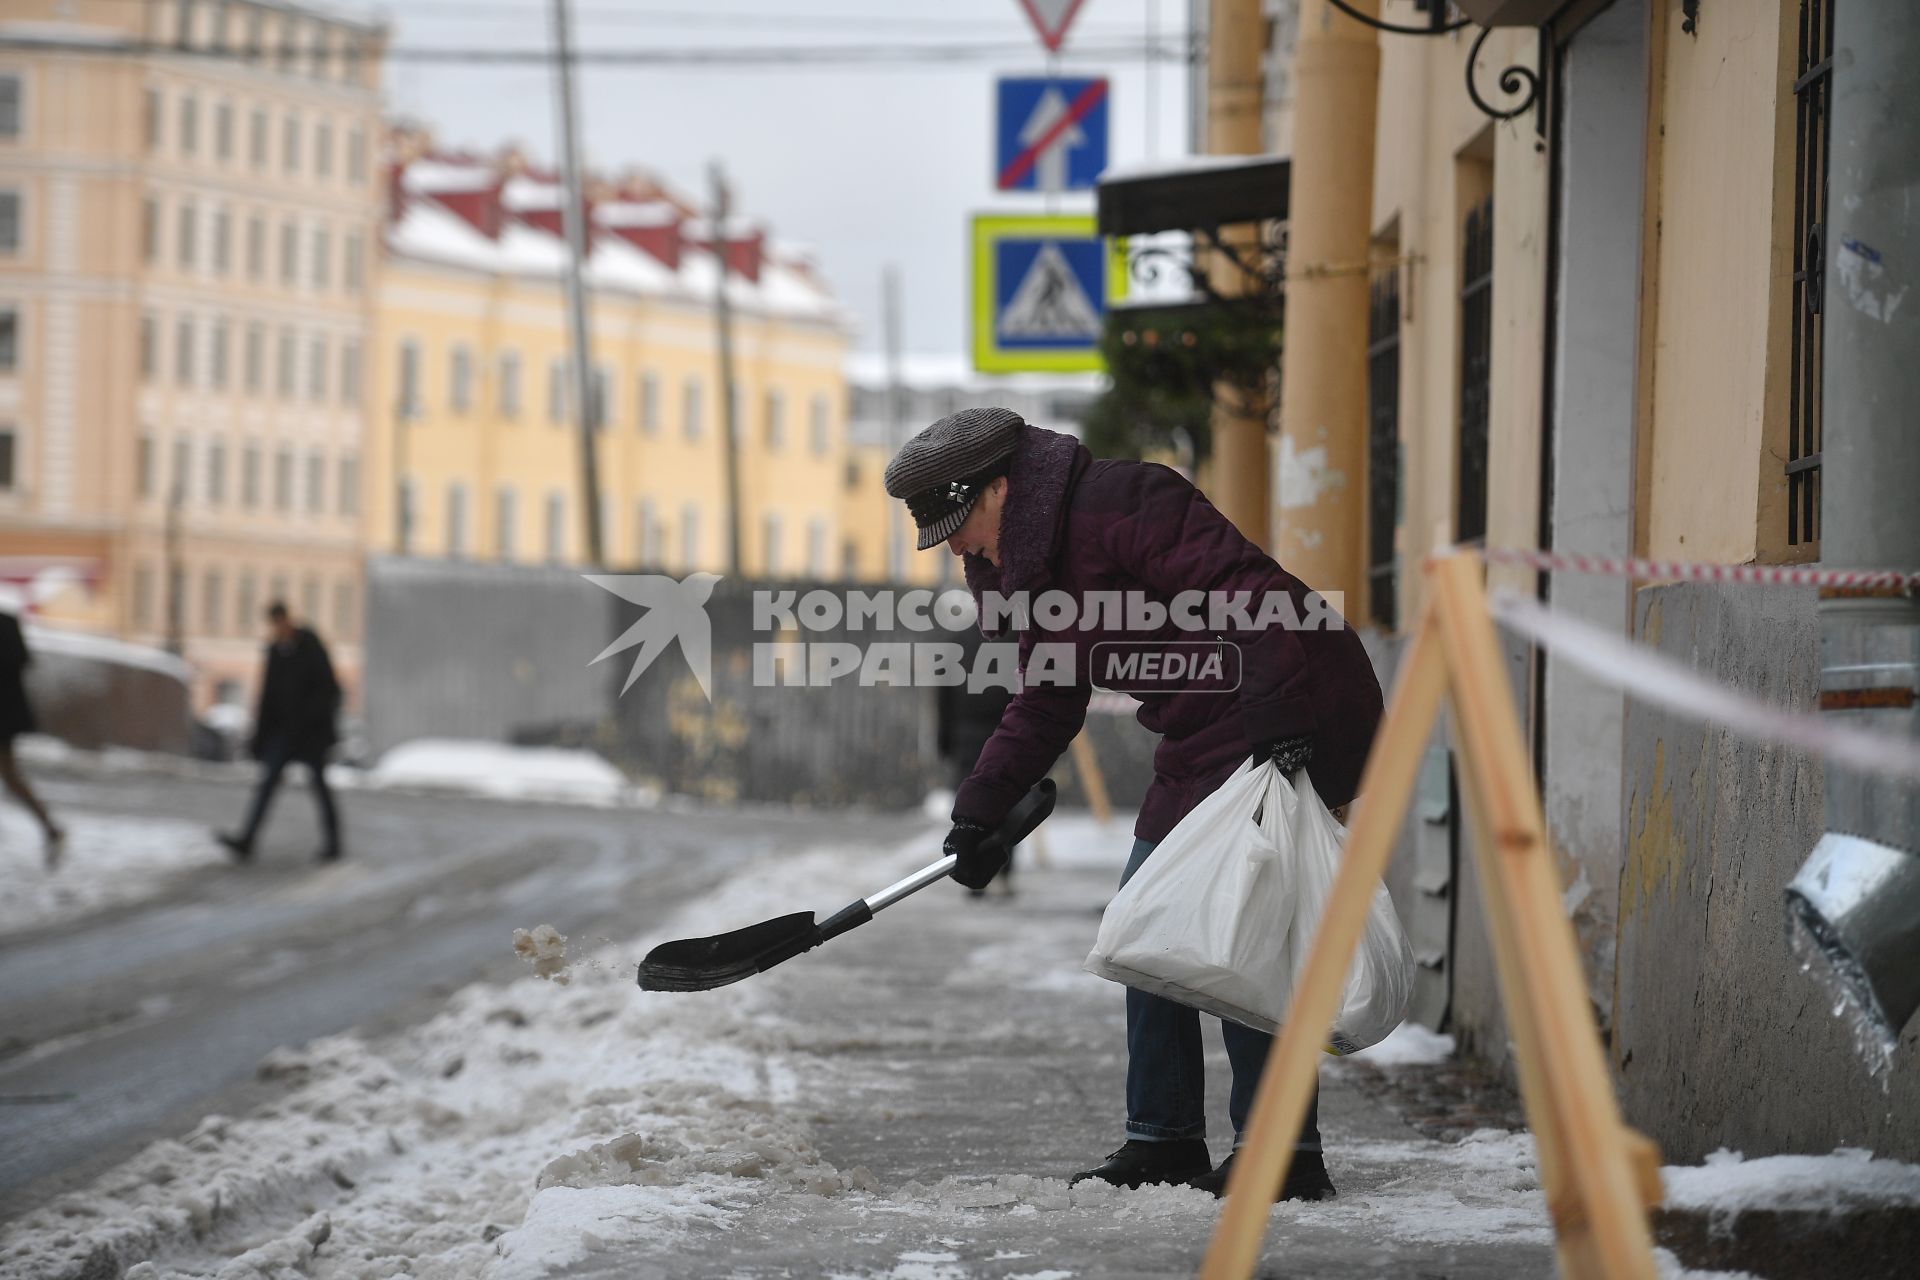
top-left (0, 36), bottom-right (1195, 66)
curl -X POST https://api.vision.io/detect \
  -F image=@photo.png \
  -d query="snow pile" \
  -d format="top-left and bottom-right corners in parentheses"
top-left (0, 805), bottom-right (220, 935)
top-left (364, 739), bottom-right (642, 808)
top-left (1661, 1147), bottom-right (1920, 1225)
top-left (1354, 1020), bottom-right (1455, 1067)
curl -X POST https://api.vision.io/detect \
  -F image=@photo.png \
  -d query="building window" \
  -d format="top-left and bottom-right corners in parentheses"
top-left (174, 315), bottom-right (195, 386)
top-left (308, 335), bottom-right (327, 401)
top-left (214, 100), bottom-right (232, 161)
top-left (277, 326), bottom-right (296, 398)
top-left (302, 574), bottom-right (320, 625)
top-left (282, 112), bottom-right (300, 173)
top-left (545, 491), bottom-right (565, 563)
top-left (763, 513), bottom-right (783, 575)
top-left (639, 372), bottom-right (660, 435)
top-left (142, 197), bottom-right (160, 264)
top-left (344, 231), bottom-right (363, 292)
top-left (212, 206), bottom-right (230, 274)
top-left (136, 432), bottom-right (154, 499)
top-left (133, 563), bottom-right (154, 630)
top-left (144, 88), bottom-right (162, 151)
top-left (807, 517), bottom-right (827, 577)
top-left (237, 572), bottom-right (256, 636)
top-left (547, 358), bottom-right (566, 424)
top-left (398, 339), bottom-right (422, 416)
top-left (0, 191), bottom-right (17, 255)
top-left (246, 213), bottom-right (264, 278)
top-left (274, 447), bottom-right (293, 510)
top-left (279, 220), bottom-right (297, 285)
top-left (1368, 269), bottom-right (1401, 630)
top-left (311, 226), bottom-right (330, 288)
top-left (309, 28), bottom-right (331, 81)
top-left (209, 317), bottom-right (229, 389)
top-left (498, 351), bottom-right (521, 418)
top-left (683, 376), bottom-right (703, 440)
top-left (342, 39), bottom-right (363, 88)
top-left (202, 569), bottom-right (223, 635)
top-left (206, 438), bottom-right (226, 505)
top-left (140, 313), bottom-right (157, 379)
top-left (305, 450), bottom-right (324, 513)
top-left (347, 127), bottom-right (366, 184)
top-left (635, 497), bottom-right (657, 564)
top-left (179, 94), bottom-right (198, 156)
top-left (340, 340), bottom-right (361, 404)
top-left (0, 306), bottom-right (16, 372)
top-left (0, 427), bottom-right (13, 493)
top-left (244, 321), bottom-right (264, 393)
top-left (176, 199), bottom-right (197, 268)
top-left (810, 394), bottom-right (830, 456)
top-left (1788, 0), bottom-right (1835, 549)
top-left (681, 504), bottom-right (701, 570)
top-left (396, 479), bottom-right (415, 553)
top-left (314, 120), bottom-right (332, 179)
top-left (495, 486), bottom-right (516, 560)
top-left (338, 454), bottom-right (358, 516)
top-left (242, 440), bottom-right (260, 507)
top-left (0, 75), bottom-right (21, 140)
top-left (171, 436), bottom-right (191, 503)
top-left (334, 579), bottom-right (355, 637)
top-left (764, 389), bottom-right (784, 450)
top-left (249, 106), bottom-right (267, 168)
top-left (1456, 195), bottom-right (1493, 545)
top-left (450, 344), bottom-right (473, 413)
top-left (446, 482), bottom-right (468, 557)
top-left (591, 364), bottom-right (612, 430)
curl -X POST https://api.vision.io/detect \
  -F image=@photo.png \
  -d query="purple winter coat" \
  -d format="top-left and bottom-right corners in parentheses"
top-left (952, 426), bottom-right (1385, 844)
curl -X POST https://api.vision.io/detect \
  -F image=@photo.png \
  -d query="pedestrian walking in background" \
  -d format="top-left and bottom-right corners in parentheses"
top-left (218, 602), bottom-right (343, 863)
top-left (0, 602), bottom-right (65, 867)
top-left (885, 408), bottom-right (1384, 1202)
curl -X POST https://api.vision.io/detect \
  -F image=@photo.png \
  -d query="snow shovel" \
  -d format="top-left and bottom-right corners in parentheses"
top-left (637, 780), bottom-right (1057, 992)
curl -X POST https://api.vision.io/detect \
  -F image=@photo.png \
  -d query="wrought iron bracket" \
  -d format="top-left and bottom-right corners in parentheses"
top-left (1323, 1), bottom-right (1562, 136)
top-left (1122, 223), bottom-right (1287, 310)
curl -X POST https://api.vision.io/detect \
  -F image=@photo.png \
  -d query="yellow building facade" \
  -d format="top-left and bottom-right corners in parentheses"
top-left (0, 0), bottom-right (384, 709)
top-left (371, 144), bottom-right (854, 582)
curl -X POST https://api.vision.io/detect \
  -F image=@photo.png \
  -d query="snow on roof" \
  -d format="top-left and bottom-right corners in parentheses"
top-left (502, 176), bottom-right (563, 212)
top-left (385, 199), bottom-right (503, 271)
top-left (597, 200), bottom-right (681, 229)
top-left (1099, 151), bottom-right (1290, 185)
top-left (844, 351), bottom-right (1106, 396)
top-left (403, 159), bottom-right (497, 195)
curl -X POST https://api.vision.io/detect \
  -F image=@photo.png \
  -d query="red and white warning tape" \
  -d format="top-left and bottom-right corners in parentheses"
top-left (1482, 547), bottom-right (1920, 593)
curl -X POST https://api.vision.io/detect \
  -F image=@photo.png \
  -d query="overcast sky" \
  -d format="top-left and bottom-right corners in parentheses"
top-left (377, 0), bottom-right (1197, 355)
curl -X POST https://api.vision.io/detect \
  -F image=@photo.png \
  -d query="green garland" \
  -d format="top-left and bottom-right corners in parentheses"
top-left (1083, 302), bottom-right (1282, 463)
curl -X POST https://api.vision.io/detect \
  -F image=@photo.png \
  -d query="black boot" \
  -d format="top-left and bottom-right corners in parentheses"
top-left (1191, 1149), bottom-right (1336, 1201)
top-left (1069, 1138), bottom-right (1212, 1190)
top-left (216, 831), bottom-right (255, 863)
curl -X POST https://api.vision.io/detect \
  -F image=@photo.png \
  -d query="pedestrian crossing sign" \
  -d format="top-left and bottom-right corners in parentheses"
top-left (971, 214), bottom-right (1125, 374)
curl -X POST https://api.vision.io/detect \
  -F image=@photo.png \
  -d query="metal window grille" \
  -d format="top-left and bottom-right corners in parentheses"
top-left (1367, 269), bottom-right (1402, 629)
top-left (1457, 196), bottom-right (1495, 545)
top-left (1787, 0), bottom-right (1834, 548)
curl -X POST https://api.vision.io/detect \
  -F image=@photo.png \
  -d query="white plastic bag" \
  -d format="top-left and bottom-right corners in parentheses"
top-left (1083, 759), bottom-right (1413, 1053)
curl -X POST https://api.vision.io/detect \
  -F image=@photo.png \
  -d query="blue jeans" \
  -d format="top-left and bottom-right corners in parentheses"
top-left (1122, 837), bottom-right (1321, 1151)
top-left (239, 736), bottom-right (338, 854)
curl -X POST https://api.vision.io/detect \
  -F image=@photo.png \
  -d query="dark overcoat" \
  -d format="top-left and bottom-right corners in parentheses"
top-left (952, 427), bottom-right (1385, 844)
top-left (0, 611), bottom-right (34, 741)
top-left (252, 627), bottom-right (341, 758)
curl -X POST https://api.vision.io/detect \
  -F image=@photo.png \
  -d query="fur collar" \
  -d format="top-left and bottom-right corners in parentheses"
top-left (962, 425), bottom-right (1086, 636)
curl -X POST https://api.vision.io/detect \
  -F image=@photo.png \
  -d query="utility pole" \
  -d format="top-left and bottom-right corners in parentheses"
top-left (164, 479), bottom-right (184, 656)
top-left (550, 0), bottom-right (603, 566)
top-left (711, 161), bottom-right (743, 578)
top-left (882, 264), bottom-right (906, 582)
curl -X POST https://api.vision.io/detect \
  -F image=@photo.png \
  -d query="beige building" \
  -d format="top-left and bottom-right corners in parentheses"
top-left (0, 0), bottom-right (385, 709)
top-left (373, 138), bottom-right (854, 582)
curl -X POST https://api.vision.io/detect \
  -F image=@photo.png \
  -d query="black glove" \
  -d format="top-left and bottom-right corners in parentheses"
top-left (944, 818), bottom-right (1004, 891)
top-left (1254, 735), bottom-right (1314, 777)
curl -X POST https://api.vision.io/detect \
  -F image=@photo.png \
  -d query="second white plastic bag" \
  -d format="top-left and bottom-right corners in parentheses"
top-left (1083, 759), bottom-right (1413, 1053)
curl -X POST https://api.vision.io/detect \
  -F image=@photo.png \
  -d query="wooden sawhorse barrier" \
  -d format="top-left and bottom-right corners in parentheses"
top-left (1200, 550), bottom-right (1664, 1280)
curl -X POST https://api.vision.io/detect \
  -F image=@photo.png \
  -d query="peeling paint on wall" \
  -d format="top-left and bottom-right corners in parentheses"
top-left (1276, 431), bottom-right (1347, 510)
top-left (1835, 236), bottom-right (1909, 324)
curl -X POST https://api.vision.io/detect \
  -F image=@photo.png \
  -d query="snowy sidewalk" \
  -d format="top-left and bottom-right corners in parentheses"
top-left (4, 806), bottom-right (1900, 1279)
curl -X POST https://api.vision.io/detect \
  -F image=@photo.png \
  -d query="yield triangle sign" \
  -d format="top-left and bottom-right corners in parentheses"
top-left (1001, 242), bottom-right (1101, 338)
top-left (1015, 0), bottom-right (1090, 53)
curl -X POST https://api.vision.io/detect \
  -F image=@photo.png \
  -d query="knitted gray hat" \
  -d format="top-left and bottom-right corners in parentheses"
top-left (883, 407), bottom-right (1023, 550)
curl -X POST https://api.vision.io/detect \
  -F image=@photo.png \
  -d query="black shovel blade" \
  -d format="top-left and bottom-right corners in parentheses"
top-left (636, 910), bottom-right (819, 992)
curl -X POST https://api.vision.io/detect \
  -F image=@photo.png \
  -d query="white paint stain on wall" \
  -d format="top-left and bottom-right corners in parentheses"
top-left (1276, 430), bottom-right (1347, 510)
top-left (1835, 236), bottom-right (1908, 324)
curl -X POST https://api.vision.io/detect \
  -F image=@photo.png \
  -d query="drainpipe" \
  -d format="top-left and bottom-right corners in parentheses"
top-left (1272, 0), bottom-right (1380, 597)
top-left (1785, 2), bottom-right (1920, 1055)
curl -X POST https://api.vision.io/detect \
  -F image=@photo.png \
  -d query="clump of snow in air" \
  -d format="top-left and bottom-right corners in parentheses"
top-left (513, 923), bottom-right (572, 985)
top-left (366, 738), bottom-right (643, 807)
top-left (0, 805), bottom-right (220, 935)
top-left (1354, 1019), bottom-right (1455, 1067)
